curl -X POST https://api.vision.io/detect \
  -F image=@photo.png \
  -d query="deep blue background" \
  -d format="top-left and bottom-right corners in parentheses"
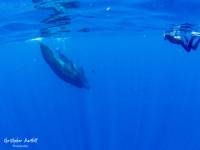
top-left (0, 0), bottom-right (200, 150)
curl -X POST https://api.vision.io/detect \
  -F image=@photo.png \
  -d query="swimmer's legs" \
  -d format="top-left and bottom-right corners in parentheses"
top-left (180, 42), bottom-right (191, 52)
top-left (180, 36), bottom-right (191, 52)
top-left (191, 36), bottom-right (200, 50)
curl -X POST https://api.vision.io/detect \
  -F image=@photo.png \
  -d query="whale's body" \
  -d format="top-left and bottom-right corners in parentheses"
top-left (40, 43), bottom-right (89, 89)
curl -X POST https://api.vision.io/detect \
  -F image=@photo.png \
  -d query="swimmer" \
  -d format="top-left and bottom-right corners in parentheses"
top-left (164, 30), bottom-right (200, 52)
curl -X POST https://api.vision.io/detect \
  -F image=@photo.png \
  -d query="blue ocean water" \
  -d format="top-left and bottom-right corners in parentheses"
top-left (0, 0), bottom-right (200, 150)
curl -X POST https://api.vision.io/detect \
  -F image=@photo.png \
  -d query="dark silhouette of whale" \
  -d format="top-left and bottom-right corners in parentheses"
top-left (40, 43), bottom-right (90, 89)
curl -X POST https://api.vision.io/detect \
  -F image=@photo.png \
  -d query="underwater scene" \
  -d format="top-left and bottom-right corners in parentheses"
top-left (0, 0), bottom-right (200, 149)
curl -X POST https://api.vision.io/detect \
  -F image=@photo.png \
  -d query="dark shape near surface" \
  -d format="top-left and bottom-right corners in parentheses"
top-left (61, 1), bottom-right (80, 9)
top-left (42, 15), bottom-right (71, 25)
top-left (40, 43), bottom-right (90, 89)
top-left (78, 27), bottom-right (91, 32)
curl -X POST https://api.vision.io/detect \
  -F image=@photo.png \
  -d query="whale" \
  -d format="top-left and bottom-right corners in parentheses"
top-left (40, 43), bottom-right (90, 89)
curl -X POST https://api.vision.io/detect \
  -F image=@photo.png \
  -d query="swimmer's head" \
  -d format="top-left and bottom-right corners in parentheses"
top-left (164, 33), bottom-right (171, 40)
top-left (164, 31), bottom-right (183, 45)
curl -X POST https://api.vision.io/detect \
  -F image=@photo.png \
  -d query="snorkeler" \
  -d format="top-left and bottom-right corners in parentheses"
top-left (164, 29), bottom-right (200, 52)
